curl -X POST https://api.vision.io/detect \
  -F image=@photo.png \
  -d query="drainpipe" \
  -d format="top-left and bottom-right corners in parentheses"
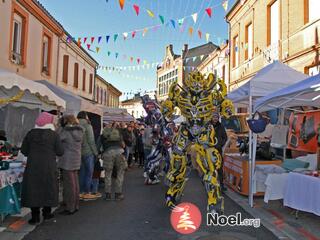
top-left (227, 19), bottom-right (231, 93)
top-left (55, 37), bottom-right (61, 86)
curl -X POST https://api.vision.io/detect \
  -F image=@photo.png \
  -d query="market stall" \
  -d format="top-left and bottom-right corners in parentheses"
top-left (102, 107), bottom-right (135, 123)
top-left (0, 70), bottom-right (66, 218)
top-left (37, 80), bottom-right (103, 139)
top-left (226, 61), bottom-right (309, 207)
top-left (252, 73), bottom-right (320, 214)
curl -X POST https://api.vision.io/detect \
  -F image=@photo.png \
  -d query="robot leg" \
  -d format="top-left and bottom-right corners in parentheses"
top-left (165, 153), bottom-right (188, 209)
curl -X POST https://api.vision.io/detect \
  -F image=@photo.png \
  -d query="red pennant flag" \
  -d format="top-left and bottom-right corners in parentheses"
top-left (198, 30), bottom-right (202, 39)
top-left (84, 37), bottom-right (87, 43)
top-left (119, 0), bottom-right (125, 10)
top-left (137, 58), bottom-right (140, 64)
top-left (205, 7), bottom-right (212, 18)
top-left (91, 37), bottom-right (95, 44)
top-left (132, 31), bottom-right (136, 38)
top-left (87, 44), bottom-right (91, 49)
top-left (130, 57), bottom-right (133, 62)
top-left (133, 4), bottom-right (139, 16)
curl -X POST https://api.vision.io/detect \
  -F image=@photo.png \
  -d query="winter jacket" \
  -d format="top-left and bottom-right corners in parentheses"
top-left (136, 133), bottom-right (144, 153)
top-left (21, 128), bottom-right (64, 207)
top-left (58, 125), bottom-right (84, 170)
top-left (122, 129), bottom-right (135, 147)
top-left (100, 127), bottom-right (124, 151)
top-left (79, 119), bottom-right (98, 157)
top-left (213, 121), bottom-right (228, 155)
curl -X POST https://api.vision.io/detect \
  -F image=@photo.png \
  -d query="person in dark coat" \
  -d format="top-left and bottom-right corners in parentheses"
top-left (122, 125), bottom-right (135, 167)
top-left (57, 115), bottom-right (83, 215)
top-left (21, 112), bottom-right (64, 225)
top-left (136, 126), bottom-right (145, 168)
top-left (211, 112), bottom-right (228, 192)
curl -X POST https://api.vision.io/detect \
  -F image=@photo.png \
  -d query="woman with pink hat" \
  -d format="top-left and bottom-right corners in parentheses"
top-left (21, 112), bottom-right (64, 225)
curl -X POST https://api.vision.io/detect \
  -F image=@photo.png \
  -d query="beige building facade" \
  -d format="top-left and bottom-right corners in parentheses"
top-left (95, 74), bottom-right (121, 108)
top-left (156, 42), bottom-right (218, 101)
top-left (226, 0), bottom-right (320, 92)
top-left (197, 42), bottom-right (230, 89)
top-left (0, 0), bottom-right (63, 82)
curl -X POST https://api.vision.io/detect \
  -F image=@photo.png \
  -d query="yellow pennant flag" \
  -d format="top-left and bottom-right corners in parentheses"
top-left (222, 0), bottom-right (228, 12)
top-left (189, 27), bottom-right (193, 36)
top-left (143, 28), bottom-right (148, 37)
top-left (147, 9), bottom-right (155, 18)
top-left (205, 33), bottom-right (210, 42)
top-left (96, 47), bottom-right (100, 53)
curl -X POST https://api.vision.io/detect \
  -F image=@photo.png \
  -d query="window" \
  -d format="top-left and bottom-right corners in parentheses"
top-left (82, 69), bottom-right (86, 91)
top-left (222, 65), bottom-right (226, 80)
top-left (305, 0), bottom-right (320, 23)
top-left (10, 3), bottom-right (28, 65)
top-left (97, 86), bottom-right (100, 101)
top-left (73, 63), bottom-right (79, 88)
top-left (62, 55), bottom-right (69, 83)
top-left (41, 30), bottom-right (52, 75)
top-left (307, 65), bottom-right (320, 76)
top-left (233, 35), bottom-right (239, 68)
top-left (104, 91), bottom-right (107, 105)
top-left (100, 88), bottom-right (103, 104)
top-left (89, 74), bottom-right (93, 93)
top-left (245, 23), bottom-right (253, 60)
top-left (268, 0), bottom-right (280, 46)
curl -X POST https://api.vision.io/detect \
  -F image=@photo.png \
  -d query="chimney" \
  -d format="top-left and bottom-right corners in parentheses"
top-left (166, 44), bottom-right (173, 56)
top-left (182, 44), bottom-right (188, 58)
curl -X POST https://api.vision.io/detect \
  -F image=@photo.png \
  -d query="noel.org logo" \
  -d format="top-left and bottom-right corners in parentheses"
top-left (170, 202), bottom-right (202, 234)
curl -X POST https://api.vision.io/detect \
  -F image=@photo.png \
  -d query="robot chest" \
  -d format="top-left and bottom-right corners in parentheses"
top-left (178, 96), bottom-right (214, 117)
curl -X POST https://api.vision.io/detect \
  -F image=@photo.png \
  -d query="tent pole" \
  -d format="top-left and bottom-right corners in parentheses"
top-left (248, 95), bottom-right (253, 207)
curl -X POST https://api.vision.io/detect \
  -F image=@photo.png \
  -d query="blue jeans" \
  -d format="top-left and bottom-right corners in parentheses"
top-left (79, 155), bottom-right (95, 193)
top-left (91, 178), bottom-right (99, 193)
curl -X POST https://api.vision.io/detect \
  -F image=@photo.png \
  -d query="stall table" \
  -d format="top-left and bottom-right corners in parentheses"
top-left (223, 153), bottom-right (282, 196)
top-left (284, 172), bottom-right (320, 216)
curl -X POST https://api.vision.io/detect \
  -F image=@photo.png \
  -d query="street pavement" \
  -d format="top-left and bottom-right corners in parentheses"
top-left (22, 168), bottom-right (278, 240)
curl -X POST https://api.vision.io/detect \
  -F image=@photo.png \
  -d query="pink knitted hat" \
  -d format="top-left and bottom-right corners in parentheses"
top-left (35, 112), bottom-right (54, 127)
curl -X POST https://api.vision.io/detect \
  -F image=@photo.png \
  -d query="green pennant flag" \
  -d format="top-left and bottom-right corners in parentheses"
top-left (107, 51), bottom-right (111, 56)
top-left (178, 18), bottom-right (184, 26)
top-left (159, 15), bottom-right (165, 24)
top-left (114, 34), bottom-right (118, 42)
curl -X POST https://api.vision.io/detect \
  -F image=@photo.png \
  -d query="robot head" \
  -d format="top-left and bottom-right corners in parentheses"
top-left (161, 99), bottom-right (174, 118)
top-left (185, 72), bottom-right (206, 93)
top-left (221, 99), bottom-right (235, 118)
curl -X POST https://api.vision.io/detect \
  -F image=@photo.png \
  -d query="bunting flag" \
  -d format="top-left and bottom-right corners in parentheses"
top-left (115, 53), bottom-right (119, 58)
top-left (87, 44), bottom-right (91, 49)
top-left (133, 4), bottom-right (139, 16)
top-left (83, 37), bottom-right (87, 43)
top-left (137, 58), bottom-right (140, 64)
top-left (170, 19), bottom-right (176, 28)
top-left (142, 28), bottom-right (148, 37)
top-left (114, 34), bottom-right (118, 42)
top-left (178, 18), bottom-right (184, 26)
top-left (91, 37), bottom-right (95, 44)
top-left (198, 30), bottom-right (202, 39)
top-left (159, 15), bottom-right (165, 24)
top-left (119, 0), bottom-right (125, 10)
top-left (222, 0), bottom-right (228, 11)
top-left (200, 55), bottom-right (205, 61)
top-left (105, 36), bottom-right (109, 43)
top-left (188, 27), bottom-right (193, 36)
top-left (191, 13), bottom-right (198, 24)
top-left (130, 57), bottom-right (133, 62)
top-left (107, 51), bottom-right (111, 56)
top-left (147, 9), bottom-right (154, 18)
top-left (132, 31), bottom-right (136, 38)
top-left (205, 7), bottom-right (212, 18)
top-left (193, 56), bottom-right (197, 62)
top-left (205, 33), bottom-right (210, 42)
top-left (123, 32), bottom-right (128, 40)
top-left (77, 38), bottom-right (81, 47)
top-left (96, 47), bottom-right (100, 53)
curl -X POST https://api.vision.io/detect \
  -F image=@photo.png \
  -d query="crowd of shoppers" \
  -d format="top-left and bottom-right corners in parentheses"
top-left (20, 110), bottom-right (228, 225)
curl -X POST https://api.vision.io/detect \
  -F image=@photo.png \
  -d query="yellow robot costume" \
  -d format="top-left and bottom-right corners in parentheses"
top-left (161, 72), bottom-right (234, 214)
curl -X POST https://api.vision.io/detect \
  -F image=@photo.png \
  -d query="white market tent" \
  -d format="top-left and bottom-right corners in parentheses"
top-left (37, 80), bottom-right (103, 116)
top-left (226, 61), bottom-right (309, 207)
top-left (227, 61), bottom-right (309, 107)
top-left (254, 73), bottom-right (320, 112)
top-left (0, 70), bottom-right (66, 109)
top-left (0, 69), bottom-right (66, 146)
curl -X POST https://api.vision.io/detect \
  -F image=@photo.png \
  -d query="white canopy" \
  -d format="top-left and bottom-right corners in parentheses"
top-left (38, 80), bottom-right (103, 116)
top-left (254, 74), bottom-right (320, 112)
top-left (0, 69), bottom-right (65, 109)
top-left (227, 61), bottom-right (308, 107)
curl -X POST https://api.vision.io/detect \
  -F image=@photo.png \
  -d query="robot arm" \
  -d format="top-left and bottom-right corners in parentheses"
top-left (161, 82), bottom-right (180, 119)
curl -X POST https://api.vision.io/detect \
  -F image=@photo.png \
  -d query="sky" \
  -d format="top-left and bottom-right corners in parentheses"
top-left (39, 0), bottom-right (236, 100)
